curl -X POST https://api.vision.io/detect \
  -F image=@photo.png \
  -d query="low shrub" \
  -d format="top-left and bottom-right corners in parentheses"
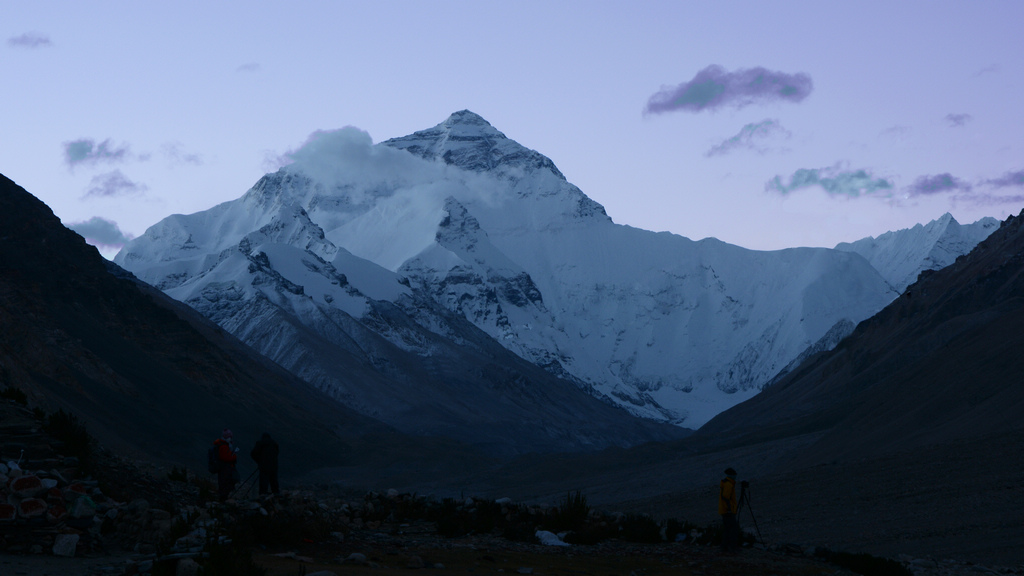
top-left (167, 466), bottom-right (189, 482)
top-left (544, 491), bottom-right (590, 533)
top-left (43, 409), bottom-right (95, 469)
top-left (618, 513), bottom-right (662, 543)
top-left (1, 384), bottom-right (28, 405)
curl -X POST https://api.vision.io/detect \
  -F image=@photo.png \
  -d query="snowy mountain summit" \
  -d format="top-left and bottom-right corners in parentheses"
top-left (116, 111), bottom-right (984, 431)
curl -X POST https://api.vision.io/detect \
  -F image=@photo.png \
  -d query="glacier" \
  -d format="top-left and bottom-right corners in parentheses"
top-left (115, 110), bottom-right (994, 430)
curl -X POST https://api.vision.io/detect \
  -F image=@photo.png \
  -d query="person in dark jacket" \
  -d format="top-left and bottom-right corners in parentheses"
top-left (214, 428), bottom-right (239, 502)
top-left (719, 467), bottom-right (740, 553)
top-left (250, 432), bottom-right (280, 496)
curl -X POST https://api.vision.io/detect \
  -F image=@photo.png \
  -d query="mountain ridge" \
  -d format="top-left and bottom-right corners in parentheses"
top-left (115, 111), bottom-right (989, 429)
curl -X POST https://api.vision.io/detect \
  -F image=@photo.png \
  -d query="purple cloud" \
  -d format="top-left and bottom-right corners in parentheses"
top-left (83, 170), bottom-right (148, 198)
top-left (645, 65), bottom-right (813, 115)
top-left (7, 32), bottom-right (52, 48)
top-left (67, 217), bottom-right (134, 249)
top-left (984, 169), bottom-right (1024, 189)
top-left (945, 113), bottom-right (972, 127)
top-left (907, 173), bottom-right (972, 196)
top-left (236, 62), bottom-right (261, 73)
top-left (64, 138), bottom-right (131, 168)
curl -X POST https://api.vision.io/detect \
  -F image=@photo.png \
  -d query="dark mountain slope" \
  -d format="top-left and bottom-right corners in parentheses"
top-left (0, 172), bottom-right (483, 482)
top-left (449, 210), bottom-right (1024, 564)
top-left (695, 210), bottom-right (1024, 465)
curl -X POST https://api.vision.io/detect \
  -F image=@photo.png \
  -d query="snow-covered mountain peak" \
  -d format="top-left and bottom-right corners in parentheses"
top-left (835, 213), bottom-right (999, 292)
top-left (115, 112), bottom-right (991, 432)
top-left (383, 110), bottom-right (567, 180)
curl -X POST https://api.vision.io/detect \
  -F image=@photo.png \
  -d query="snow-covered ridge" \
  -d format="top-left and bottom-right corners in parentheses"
top-left (835, 213), bottom-right (999, 293)
top-left (115, 110), bottom-right (985, 430)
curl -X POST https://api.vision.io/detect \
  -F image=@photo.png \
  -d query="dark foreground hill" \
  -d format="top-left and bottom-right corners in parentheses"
top-left (449, 210), bottom-right (1024, 565)
top-left (0, 172), bottom-right (490, 485)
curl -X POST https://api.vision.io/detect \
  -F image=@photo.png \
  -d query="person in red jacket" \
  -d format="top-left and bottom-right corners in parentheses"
top-left (214, 428), bottom-right (239, 501)
top-left (719, 467), bottom-right (740, 553)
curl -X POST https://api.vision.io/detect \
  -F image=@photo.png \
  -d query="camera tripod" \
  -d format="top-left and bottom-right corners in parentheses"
top-left (738, 480), bottom-right (765, 548)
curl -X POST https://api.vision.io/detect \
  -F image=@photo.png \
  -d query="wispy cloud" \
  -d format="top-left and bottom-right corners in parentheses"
top-left (705, 119), bottom-right (790, 157)
top-left (7, 32), bottom-right (52, 48)
top-left (64, 138), bottom-right (131, 168)
top-left (879, 125), bottom-right (913, 141)
top-left (766, 165), bottom-right (893, 197)
top-left (83, 170), bottom-right (147, 198)
top-left (645, 65), bottom-right (813, 115)
top-left (67, 217), bottom-right (134, 248)
top-left (162, 142), bottom-right (204, 166)
top-left (944, 113), bottom-right (973, 127)
top-left (972, 64), bottom-right (999, 78)
top-left (236, 62), bottom-right (261, 73)
top-left (907, 173), bottom-right (972, 196)
top-left (983, 169), bottom-right (1024, 189)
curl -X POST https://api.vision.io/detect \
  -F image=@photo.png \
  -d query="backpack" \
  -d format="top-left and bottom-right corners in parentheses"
top-left (207, 445), bottom-right (221, 474)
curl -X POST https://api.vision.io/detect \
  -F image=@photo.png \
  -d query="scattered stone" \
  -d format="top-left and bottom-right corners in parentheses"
top-left (535, 530), bottom-right (569, 547)
top-left (407, 555), bottom-right (425, 569)
top-left (175, 558), bottom-right (201, 576)
top-left (345, 552), bottom-right (368, 564)
top-left (52, 533), bottom-right (80, 557)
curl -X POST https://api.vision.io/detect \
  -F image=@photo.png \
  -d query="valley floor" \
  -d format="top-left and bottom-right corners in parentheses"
top-left (615, 431), bottom-right (1024, 567)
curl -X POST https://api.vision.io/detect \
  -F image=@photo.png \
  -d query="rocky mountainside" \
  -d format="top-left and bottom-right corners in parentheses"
top-left (0, 172), bottom-right (493, 484)
top-left (2, 172), bottom-right (681, 459)
top-left (115, 110), bottom-right (923, 429)
top-left (696, 209), bottom-right (1024, 463)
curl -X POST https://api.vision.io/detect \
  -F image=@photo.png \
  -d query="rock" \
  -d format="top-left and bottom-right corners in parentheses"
top-left (305, 572), bottom-right (339, 576)
top-left (52, 533), bottom-right (80, 557)
top-left (176, 558), bottom-right (201, 576)
top-left (407, 555), bottom-right (425, 569)
top-left (495, 497), bottom-right (513, 505)
top-left (63, 483), bottom-right (88, 501)
top-left (46, 504), bottom-right (68, 522)
top-left (10, 474), bottom-right (44, 498)
top-left (126, 498), bottom-right (150, 513)
top-left (344, 552), bottom-right (368, 564)
top-left (17, 497), bottom-right (47, 518)
top-left (71, 495), bottom-right (97, 518)
top-left (535, 530), bottom-right (570, 547)
top-left (517, 568), bottom-right (533, 575)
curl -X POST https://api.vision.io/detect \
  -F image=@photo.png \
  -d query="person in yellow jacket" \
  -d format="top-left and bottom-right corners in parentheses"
top-left (719, 467), bottom-right (740, 553)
